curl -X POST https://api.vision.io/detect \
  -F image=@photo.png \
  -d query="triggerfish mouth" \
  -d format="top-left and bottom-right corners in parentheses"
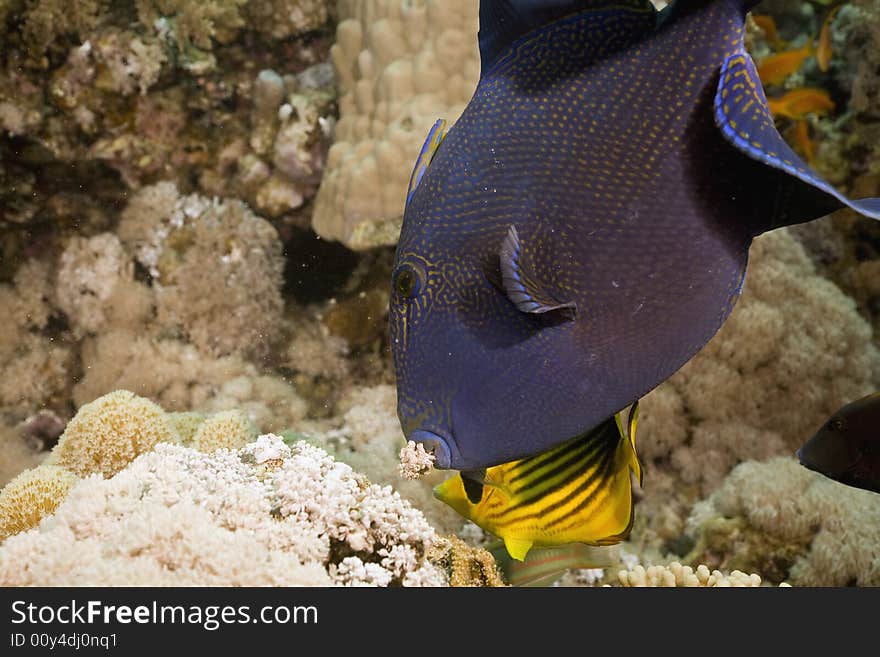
top-left (434, 402), bottom-right (641, 561)
top-left (390, 0), bottom-right (880, 472)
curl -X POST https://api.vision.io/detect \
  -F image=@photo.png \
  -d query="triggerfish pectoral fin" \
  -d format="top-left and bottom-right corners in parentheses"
top-left (499, 225), bottom-right (577, 316)
top-left (714, 53), bottom-right (880, 230)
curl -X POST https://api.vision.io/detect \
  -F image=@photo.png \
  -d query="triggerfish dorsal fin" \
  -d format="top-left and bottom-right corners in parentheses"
top-left (499, 225), bottom-right (577, 316)
top-left (714, 53), bottom-right (880, 230)
top-left (478, 0), bottom-right (657, 77)
top-left (406, 119), bottom-right (447, 207)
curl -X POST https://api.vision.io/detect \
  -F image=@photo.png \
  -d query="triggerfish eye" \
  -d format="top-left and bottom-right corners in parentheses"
top-left (393, 264), bottom-right (423, 300)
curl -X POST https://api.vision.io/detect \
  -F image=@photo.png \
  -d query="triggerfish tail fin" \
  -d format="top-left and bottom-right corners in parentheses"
top-left (478, 0), bottom-right (657, 77)
top-left (714, 52), bottom-right (880, 231)
top-left (489, 542), bottom-right (619, 587)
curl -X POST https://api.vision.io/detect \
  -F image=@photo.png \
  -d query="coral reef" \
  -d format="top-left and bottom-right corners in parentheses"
top-left (52, 389), bottom-right (177, 478)
top-left (55, 232), bottom-right (152, 337)
top-left (616, 562), bottom-right (770, 587)
top-left (684, 457), bottom-right (880, 587)
top-left (303, 384), bottom-right (465, 534)
top-left (312, 0), bottom-right (480, 248)
top-left (0, 435), bottom-right (446, 586)
top-left (73, 329), bottom-right (310, 433)
top-left (1, 0), bottom-right (879, 590)
top-left (0, 464), bottom-right (78, 540)
top-left (632, 228), bottom-right (880, 554)
top-left (429, 536), bottom-right (506, 587)
top-left (188, 409), bottom-right (256, 452)
top-left (118, 182), bottom-right (285, 360)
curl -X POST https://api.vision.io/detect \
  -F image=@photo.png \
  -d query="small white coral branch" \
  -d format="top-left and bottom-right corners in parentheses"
top-left (398, 440), bottom-right (435, 480)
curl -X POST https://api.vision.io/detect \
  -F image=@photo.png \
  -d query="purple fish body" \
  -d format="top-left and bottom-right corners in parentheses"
top-left (390, 0), bottom-right (880, 471)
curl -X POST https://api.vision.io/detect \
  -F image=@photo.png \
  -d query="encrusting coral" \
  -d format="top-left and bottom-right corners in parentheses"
top-left (0, 464), bottom-right (79, 540)
top-left (684, 457), bottom-right (880, 587)
top-left (0, 435), bottom-right (448, 586)
top-left (312, 0), bottom-right (480, 249)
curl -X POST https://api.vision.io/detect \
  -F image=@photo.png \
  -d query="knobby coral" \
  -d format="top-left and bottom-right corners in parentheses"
top-left (0, 465), bottom-right (79, 540)
top-left (312, 0), bottom-right (480, 248)
top-left (52, 389), bottom-right (178, 478)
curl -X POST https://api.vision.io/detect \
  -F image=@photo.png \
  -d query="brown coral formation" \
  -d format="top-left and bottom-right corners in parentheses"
top-left (684, 458), bottom-right (880, 586)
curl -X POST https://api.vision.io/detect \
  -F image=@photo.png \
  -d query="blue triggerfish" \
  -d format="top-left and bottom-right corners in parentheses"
top-left (390, 0), bottom-right (880, 472)
top-left (797, 392), bottom-right (880, 495)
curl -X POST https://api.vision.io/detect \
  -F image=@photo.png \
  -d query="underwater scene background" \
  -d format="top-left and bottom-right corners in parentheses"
top-left (0, 0), bottom-right (878, 586)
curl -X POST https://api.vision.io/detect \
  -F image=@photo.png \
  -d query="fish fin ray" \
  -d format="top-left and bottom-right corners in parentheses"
top-left (405, 119), bottom-right (447, 207)
top-left (503, 536), bottom-right (534, 562)
top-left (479, 0), bottom-right (656, 77)
top-left (714, 53), bottom-right (880, 227)
top-left (491, 543), bottom-right (619, 587)
top-left (499, 225), bottom-right (577, 316)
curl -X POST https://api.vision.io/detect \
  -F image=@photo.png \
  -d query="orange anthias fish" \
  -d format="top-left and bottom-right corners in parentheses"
top-left (787, 120), bottom-right (818, 165)
top-left (757, 39), bottom-right (815, 87)
top-left (767, 87), bottom-right (835, 121)
top-left (752, 14), bottom-right (786, 50)
top-left (817, 4), bottom-right (842, 73)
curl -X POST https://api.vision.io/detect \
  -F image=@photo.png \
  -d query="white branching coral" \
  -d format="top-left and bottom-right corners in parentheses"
top-left (399, 440), bottom-right (435, 480)
top-left (0, 436), bottom-right (446, 586)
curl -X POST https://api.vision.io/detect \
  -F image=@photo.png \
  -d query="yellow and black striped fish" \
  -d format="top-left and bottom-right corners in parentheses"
top-left (434, 403), bottom-right (642, 561)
